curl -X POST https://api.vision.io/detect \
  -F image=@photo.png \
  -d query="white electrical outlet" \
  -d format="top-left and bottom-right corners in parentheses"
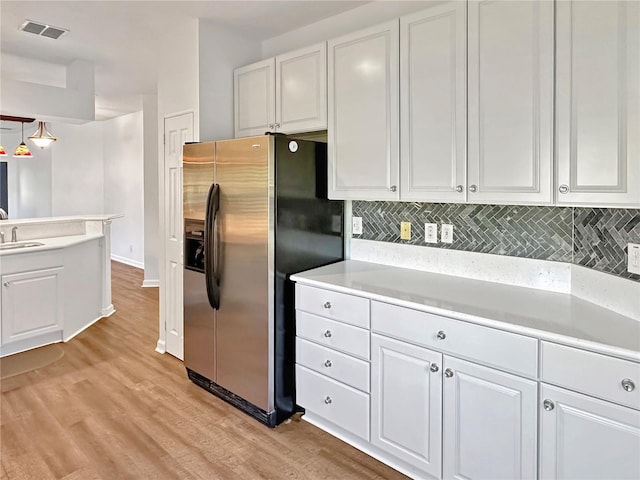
top-left (441, 224), bottom-right (453, 244)
top-left (628, 243), bottom-right (640, 275)
top-left (352, 217), bottom-right (363, 235)
top-left (425, 223), bottom-right (437, 243)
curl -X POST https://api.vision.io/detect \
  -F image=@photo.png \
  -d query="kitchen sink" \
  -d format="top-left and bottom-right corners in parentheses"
top-left (0, 241), bottom-right (45, 251)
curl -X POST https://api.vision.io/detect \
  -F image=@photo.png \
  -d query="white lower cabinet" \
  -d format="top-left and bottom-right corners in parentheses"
top-left (442, 356), bottom-right (538, 480)
top-left (1, 267), bottom-right (64, 343)
top-left (540, 384), bottom-right (640, 480)
top-left (371, 334), bottom-right (443, 478)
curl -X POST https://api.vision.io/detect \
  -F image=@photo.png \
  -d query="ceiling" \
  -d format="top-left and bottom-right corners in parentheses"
top-left (0, 1), bottom-right (367, 120)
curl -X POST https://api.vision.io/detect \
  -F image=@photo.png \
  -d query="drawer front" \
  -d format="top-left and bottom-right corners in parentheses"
top-left (296, 365), bottom-right (370, 441)
top-left (297, 311), bottom-right (370, 360)
top-left (541, 341), bottom-right (640, 410)
top-left (371, 301), bottom-right (538, 378)
top-left (296, 337), bottom-right (370, 392)
top-left (296, 284), bottom-right (370, 328)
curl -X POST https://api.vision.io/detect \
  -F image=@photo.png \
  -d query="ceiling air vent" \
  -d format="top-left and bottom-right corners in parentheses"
top-left (20, 20), bottom-right (68, 40)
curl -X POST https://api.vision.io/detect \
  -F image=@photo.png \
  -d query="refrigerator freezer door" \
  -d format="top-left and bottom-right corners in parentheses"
top-left (183, 142), bottom-right (216, 382)
top-left (214, 135), bottom-right (273, 412)
top-left (183, 142), bottom-right (215, 221)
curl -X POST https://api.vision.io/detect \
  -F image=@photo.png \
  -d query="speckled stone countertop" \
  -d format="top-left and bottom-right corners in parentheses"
top-left (291, 260), bottom-right (640, 362)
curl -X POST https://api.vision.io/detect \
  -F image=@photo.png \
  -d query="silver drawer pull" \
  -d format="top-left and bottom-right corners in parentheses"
top-left (622, 378), bottom-right (635, 392)
top-left (543, 399), bottom-right (555, 411)
top-left (390, 185), bottom-right (397, 192)
top-left (436, 331), bottom-right (446, 340)
top-left (323, 301), bottom-right (332, 309)
top-left (469, 184), bottom-right (478, 193)
top-left (456, 185), bottom-right (464, 193)
top-left (444, 368), bottom-right (454, 378)
top-left (324, 360), bottom-right (332, 368)
top-left (323, 330), bottom-right (332, 338)
top-left (430, 364), bottom-right (439, 373)
top-left (3, 282), bottom-right (10, 287)
top-left (558, 184), bottom-right (569, 194)
top-left (324, 396), bottom-right (332, 405)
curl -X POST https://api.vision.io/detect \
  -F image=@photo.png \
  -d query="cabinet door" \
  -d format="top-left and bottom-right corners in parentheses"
top-left (328, 20), bottom-right (400, 201)
top-left (1, 267), bottom-right (63, 343)
top-left (371, 334), bottom-right (442, 478)
top-left (443, 356), bottom-right (537, 480)
top-left (234, 58), bottom-right (275, 138)
top-left (540, 384), bottom-right (640, 480)
top-left (275, 43), bottom-right (327, 134)
top-left (556, 1), bottom-right (640, 206)
top-left (400, 2), bottom-right (466, 202)
top-left (468, 0), bottom-right (553, 205)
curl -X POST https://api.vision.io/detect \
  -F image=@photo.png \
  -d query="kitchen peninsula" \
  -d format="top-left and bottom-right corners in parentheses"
top-left (0, 215), bottom-right (122, 357)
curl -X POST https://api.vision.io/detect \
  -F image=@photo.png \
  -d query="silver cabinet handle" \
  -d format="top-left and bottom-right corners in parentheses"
top-left (324, 396), bottom-right (332, 405)
top-left (323, 330), bottom-right (332, 338)
top-left (390, 185), bottom-right (397, 192)
top-left (436, 331), bottom-right (446, 340)
top-left (324, 360), bottom-right (332, 368)
top-left (456, 185), bottom-right (464, 193)
top-left (559, 184), bottom-right (569, 194)
top-left (3, 282), bottom-right (9, 287)
top-left (430, 364), bottom-right (439, 373)
top-left (323, 301), bottom-right (332, 309)
top-left (274, 123), bottom-right (280, 129)
top-left (543, 399), bottom-right (555, 411)
top-left (444, 368), bottom-right (454, 378)
top-left (268, 123), bottom-right (275, 130)
top-left (622, 378), bottom-right (635, 392)
top-left (469, 185), bottom-right (478, 193)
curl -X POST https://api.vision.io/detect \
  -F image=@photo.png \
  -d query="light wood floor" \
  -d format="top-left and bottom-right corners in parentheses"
top-left (1, 262), bottom-right (407, 480)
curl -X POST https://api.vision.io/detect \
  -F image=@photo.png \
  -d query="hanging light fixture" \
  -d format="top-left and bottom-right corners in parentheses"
top-left (28, 121), bottom-right (57, 149)
top-left (13, 123), bottom-right (33, 158)
top-left (0, 145), bottom-right (6, 156)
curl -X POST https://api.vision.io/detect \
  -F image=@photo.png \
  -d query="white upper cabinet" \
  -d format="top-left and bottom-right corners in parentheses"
top-left (467, 0), bottom-right (554, 205)
top-left (275, 43), bottom-right (327, 134)
top-left (234, 43), bottom-right (327, 138)
top-left (234, 58), bottom-right (275, 138)
top-left (328, 20), bottom-right (400, 201)
top-left (400, 2), bottom-right (467, 203)
top-left (556, 1), bottom-right (640, 207)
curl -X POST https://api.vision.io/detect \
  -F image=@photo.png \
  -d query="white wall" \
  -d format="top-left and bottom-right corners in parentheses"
top-left (142, 94), bottom-right (159, 285)
top-left (262, 1), bottom-right (433, 57)
top-left (198, 19), bottom-right (261, 141)
top-left (51, 122), bottom-right (104, 216)
top-left (103, 111), bottom-right (145, 268)
top-left (1, 129), bottom-right (52, 219)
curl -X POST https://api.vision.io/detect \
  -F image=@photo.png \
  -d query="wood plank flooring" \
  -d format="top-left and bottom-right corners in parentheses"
top-left (1, 261), bottom-right (407, 480)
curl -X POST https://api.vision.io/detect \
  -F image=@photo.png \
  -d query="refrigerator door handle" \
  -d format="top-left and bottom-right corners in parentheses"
top-left (205, 183), bottom-right (221, 310)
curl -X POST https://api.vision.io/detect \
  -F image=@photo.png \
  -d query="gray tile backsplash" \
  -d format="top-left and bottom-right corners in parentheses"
top-left (352, 201), bottom-right (640, 282)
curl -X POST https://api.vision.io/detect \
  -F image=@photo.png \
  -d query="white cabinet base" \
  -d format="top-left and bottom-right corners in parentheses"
top-left (301, 412), bottom-right (438, 480)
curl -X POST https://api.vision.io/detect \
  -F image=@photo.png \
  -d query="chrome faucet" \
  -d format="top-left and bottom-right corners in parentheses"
top-left (11, 226), bottom-right (17, 243)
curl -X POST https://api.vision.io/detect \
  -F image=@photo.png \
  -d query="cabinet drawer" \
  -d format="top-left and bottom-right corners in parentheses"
top-left (296, 337), bottom-right (370, 392)
top-left (297, 311), bottom-right (370, 360)
top-left (296, 284), bottom-right (370, 328)
top-left (371, 301), bottom-right (538, 378)
top-left (541, 342), bottom-right (640, 410)
top-left (296, 365), bottom-right (370, 441)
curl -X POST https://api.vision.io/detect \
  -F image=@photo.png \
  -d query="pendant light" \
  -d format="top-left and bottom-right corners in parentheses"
top-left (13, 123), bottom-right (32, 158)
top-left (28, 121), bottom-right (57, 149)
top-left (0, 145), bottom-right (6, 156)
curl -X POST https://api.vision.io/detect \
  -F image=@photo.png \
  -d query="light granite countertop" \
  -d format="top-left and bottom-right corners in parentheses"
top-left (0, 233), bottom-right (104, 257)
top-left (291, 260), bottom-right (640, 363)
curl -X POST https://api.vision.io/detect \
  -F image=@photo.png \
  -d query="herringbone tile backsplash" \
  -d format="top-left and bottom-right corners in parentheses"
top-left (352, 202), bottom-right (640, 282)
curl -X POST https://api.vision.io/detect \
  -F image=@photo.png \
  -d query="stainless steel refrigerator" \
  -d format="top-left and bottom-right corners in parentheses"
top-left (183, 134), bottom-right (343, 426)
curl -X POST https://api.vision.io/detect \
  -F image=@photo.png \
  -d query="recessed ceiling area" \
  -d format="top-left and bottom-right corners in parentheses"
top-left (0, 1), bottom-right (368, 120)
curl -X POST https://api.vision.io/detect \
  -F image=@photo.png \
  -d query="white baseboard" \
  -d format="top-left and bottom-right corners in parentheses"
top-left (64, 314), bottom-right (104, 342)
top-left (155, 339), bottom-right (166, 354)
top-left (101, 304), bottom-right (115, 317)
top-left (142, 279), bottom-right (159, 288)
top-left (111, 254), bottom-right (144, 269)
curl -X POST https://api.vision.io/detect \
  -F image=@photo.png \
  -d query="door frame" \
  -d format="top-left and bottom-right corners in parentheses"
top-left (156, 110), bottom-right (196, 355)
